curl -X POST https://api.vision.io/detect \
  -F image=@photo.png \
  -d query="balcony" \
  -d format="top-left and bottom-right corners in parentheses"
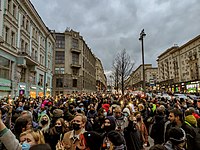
top-left (70, 63), bottom-right (81, 68)
top-left (71, 48), bottom-right (81, 53)
top-left (18, 50), bottom-right (39, 66)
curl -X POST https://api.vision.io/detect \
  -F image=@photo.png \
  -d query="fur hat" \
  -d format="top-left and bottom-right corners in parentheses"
top-left (169, 127), bottom-right (186, 145)
top-left (53, 109), bottom-right (63, 118)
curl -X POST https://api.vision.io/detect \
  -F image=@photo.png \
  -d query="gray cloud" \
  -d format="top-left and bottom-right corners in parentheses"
top-left (31, 0), bottom-right (200, 76)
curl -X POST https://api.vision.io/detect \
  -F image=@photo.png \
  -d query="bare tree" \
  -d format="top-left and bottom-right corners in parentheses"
top-left (113, 49), bottom-right (134, 95)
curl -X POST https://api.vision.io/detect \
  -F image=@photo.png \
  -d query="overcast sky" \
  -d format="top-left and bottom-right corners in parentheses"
top-left (30, 0), bottom-right (200, 78)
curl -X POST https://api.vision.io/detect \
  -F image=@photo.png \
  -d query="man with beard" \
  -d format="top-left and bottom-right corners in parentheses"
top-left (62, 113), bottom-right (87, 150)
top-left (164, 108), bottom-right (200, 150)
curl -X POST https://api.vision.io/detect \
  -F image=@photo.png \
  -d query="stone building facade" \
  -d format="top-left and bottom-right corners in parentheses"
top-left (96, 57), bottom-right (107, 92)
top-left (126, 64), bottom-right (158, 91)
top-left (52, 30), bottom-right (98, 95)
top-left (157, 35), bottom-right (200, 93)
top-left (0, 0), bottom-right (54, 98)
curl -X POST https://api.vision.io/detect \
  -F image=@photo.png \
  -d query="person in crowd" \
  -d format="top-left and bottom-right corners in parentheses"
top-left (124, 116), bottom-right (143, 150)
top-left (14, 116), bottom-right (32, 140)
top-left (165, 108), bottom-right (200, 150)
top-left (113, 106), bottom-right (129, 135)
top-left (150, 106), bottom-right (167, 145)
top-left (163, 127), bottom-right (186, 150)
top-left (19, 129), bottom-right (45, 148)
top-left (48, 118), bottom-right (68, 150)
top-left (30, 144), bottom-right (52, 150)
top-left (135, 112), bottom-right (149, 148)
top-left (62, 113), bottom-right (87, 150)
top-left (107, 130), bottom-right (126, 150)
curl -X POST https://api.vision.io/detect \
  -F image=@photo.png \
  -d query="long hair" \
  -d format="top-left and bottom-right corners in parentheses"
top-left (20, 129), bottom-right (45, 144)
top-left (49, 118), bottom-right (68, 135)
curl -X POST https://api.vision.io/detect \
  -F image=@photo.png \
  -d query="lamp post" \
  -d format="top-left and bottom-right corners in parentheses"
top-left (139, 29), bottom-right (146, 94)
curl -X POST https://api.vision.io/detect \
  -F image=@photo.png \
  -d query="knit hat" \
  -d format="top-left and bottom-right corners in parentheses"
top-left (123, 108), bottom-right (130, 116)
top-left (53, 109), bottom-right (63, 118)
top-left (107, 130), bottom-right (125, 146)
top-left (169, 127), bottom-right (186, 145)
top-left (185, 115), bottom-right (197, 127)
top-left (102, 104), bottom-right (110, 112)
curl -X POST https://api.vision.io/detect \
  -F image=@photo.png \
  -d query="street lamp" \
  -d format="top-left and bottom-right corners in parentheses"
top-left (139, 29), bottom-right (146, 94)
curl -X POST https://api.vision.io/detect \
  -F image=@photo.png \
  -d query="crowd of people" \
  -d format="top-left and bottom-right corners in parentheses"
top-left (0, 92), bottom-right (200, 150)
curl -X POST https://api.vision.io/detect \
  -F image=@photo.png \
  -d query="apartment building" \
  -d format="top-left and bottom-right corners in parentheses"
top-left (96, 57), bottom-right (107, 92)
top-left (157, 35), bottom-right (200, 93)
top-left (126, 64), bottom-right (158, 91)
top-left (52, 30), bottom-right (97, 95)
top-left (0, 0), bottom-right (54, 98)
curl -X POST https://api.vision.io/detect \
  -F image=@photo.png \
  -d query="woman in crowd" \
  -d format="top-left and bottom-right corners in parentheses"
top-left (47, 118), bottom-right (69, 150)
top-left (19, 129), bottom-right (45, 148)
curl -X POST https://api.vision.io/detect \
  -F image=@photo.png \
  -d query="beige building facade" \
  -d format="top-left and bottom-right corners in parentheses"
top-left (52, 30), bottom-right (98, 95)
top-left (0, 0), bottom-right (54, 98)
top-left (157, 35), bottom-right (200, 93)
top-left (126, 64), bottom-right (158, 91)
top-left (96, 57), bottom-right (107, 92)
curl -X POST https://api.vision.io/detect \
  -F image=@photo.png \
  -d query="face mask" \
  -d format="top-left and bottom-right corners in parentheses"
top-left (80, 107), bottom-right (84, 111)
top-left (41, 120), bottom-right (48, 125)
top-left (104, 125), bottom-right (112, 132)
top-left (123, 113), bottom-right (129, 117)
top-left (103, 112), bottom-right (107, 117)
top-left (55, 126), bottom-right (62, 133)
top-left (22, 142), bottom-right (31, 150)
top-left (136, 117), bottom-right (141, 122)
top-left (72, 123), bottom-right (81, 131)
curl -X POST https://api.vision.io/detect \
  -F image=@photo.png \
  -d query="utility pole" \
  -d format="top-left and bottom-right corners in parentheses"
top-left (139, 29), bottom-right (146, 94)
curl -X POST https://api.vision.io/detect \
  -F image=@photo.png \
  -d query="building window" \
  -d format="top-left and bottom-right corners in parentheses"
top-left (7, 0), bottom-right (11, 12)
top-left (25, 42), bottom-right (28, 53)
top-left (60, 67), bottom-right (65, 74)
top-left (38, 74), bottom-right (43, 86)
top-left (5, 27), bottom-right (9, 43)
top-left (0, 56), bottom-right (11, 80)
top-left (13, 3), bottom-right (17, 18)
top-left (26, 20), bottom-right (29, 31)
top-left (56, 78), bottom-right (63, 87)
top-left (55, 68), bottom-right (59, 74)
top-left (55, 51), bottom-right (65, 64)
top-left (56, 35), bottom-right (65, 48)
top-left (11, 31), bottom-right (15, 46)
top-left (72, 38), bottom-right (79, 49)
top-left (72, 68), bottom-right (79, 75)
top-left (73, 79), bottom-right (77, 87)
top-left (72, 53), bottom-right (79, 65)
top-left (22, 15), bottom-right (25, 27)
top-left (20, 68), bottom-right (26, 82)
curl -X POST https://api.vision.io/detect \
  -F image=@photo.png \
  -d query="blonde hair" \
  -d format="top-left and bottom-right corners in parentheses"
top-left (20, 129), bottom-right (45, 144)
top-left (75, 113), bottom-right (87, 124)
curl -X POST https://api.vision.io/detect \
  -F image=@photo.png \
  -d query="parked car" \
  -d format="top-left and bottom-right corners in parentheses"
top-left (174, 93), bottom-right (188, 100)
top-left (187, 94), bottom-right (197, 101)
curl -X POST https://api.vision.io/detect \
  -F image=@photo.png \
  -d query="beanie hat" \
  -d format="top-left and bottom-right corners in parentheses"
top-left (102, 104), bottom-right (110, 112)
top-left (53, 109), bottom-right (63, 118)
top-left (169, 127), bottom-right (186, 145)
top-left (123, 108), bottom-right (130, 116)
top-left (107, 130), bottom-right (125, 146)
top-left (185, 115), bottom-right (197, 127)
